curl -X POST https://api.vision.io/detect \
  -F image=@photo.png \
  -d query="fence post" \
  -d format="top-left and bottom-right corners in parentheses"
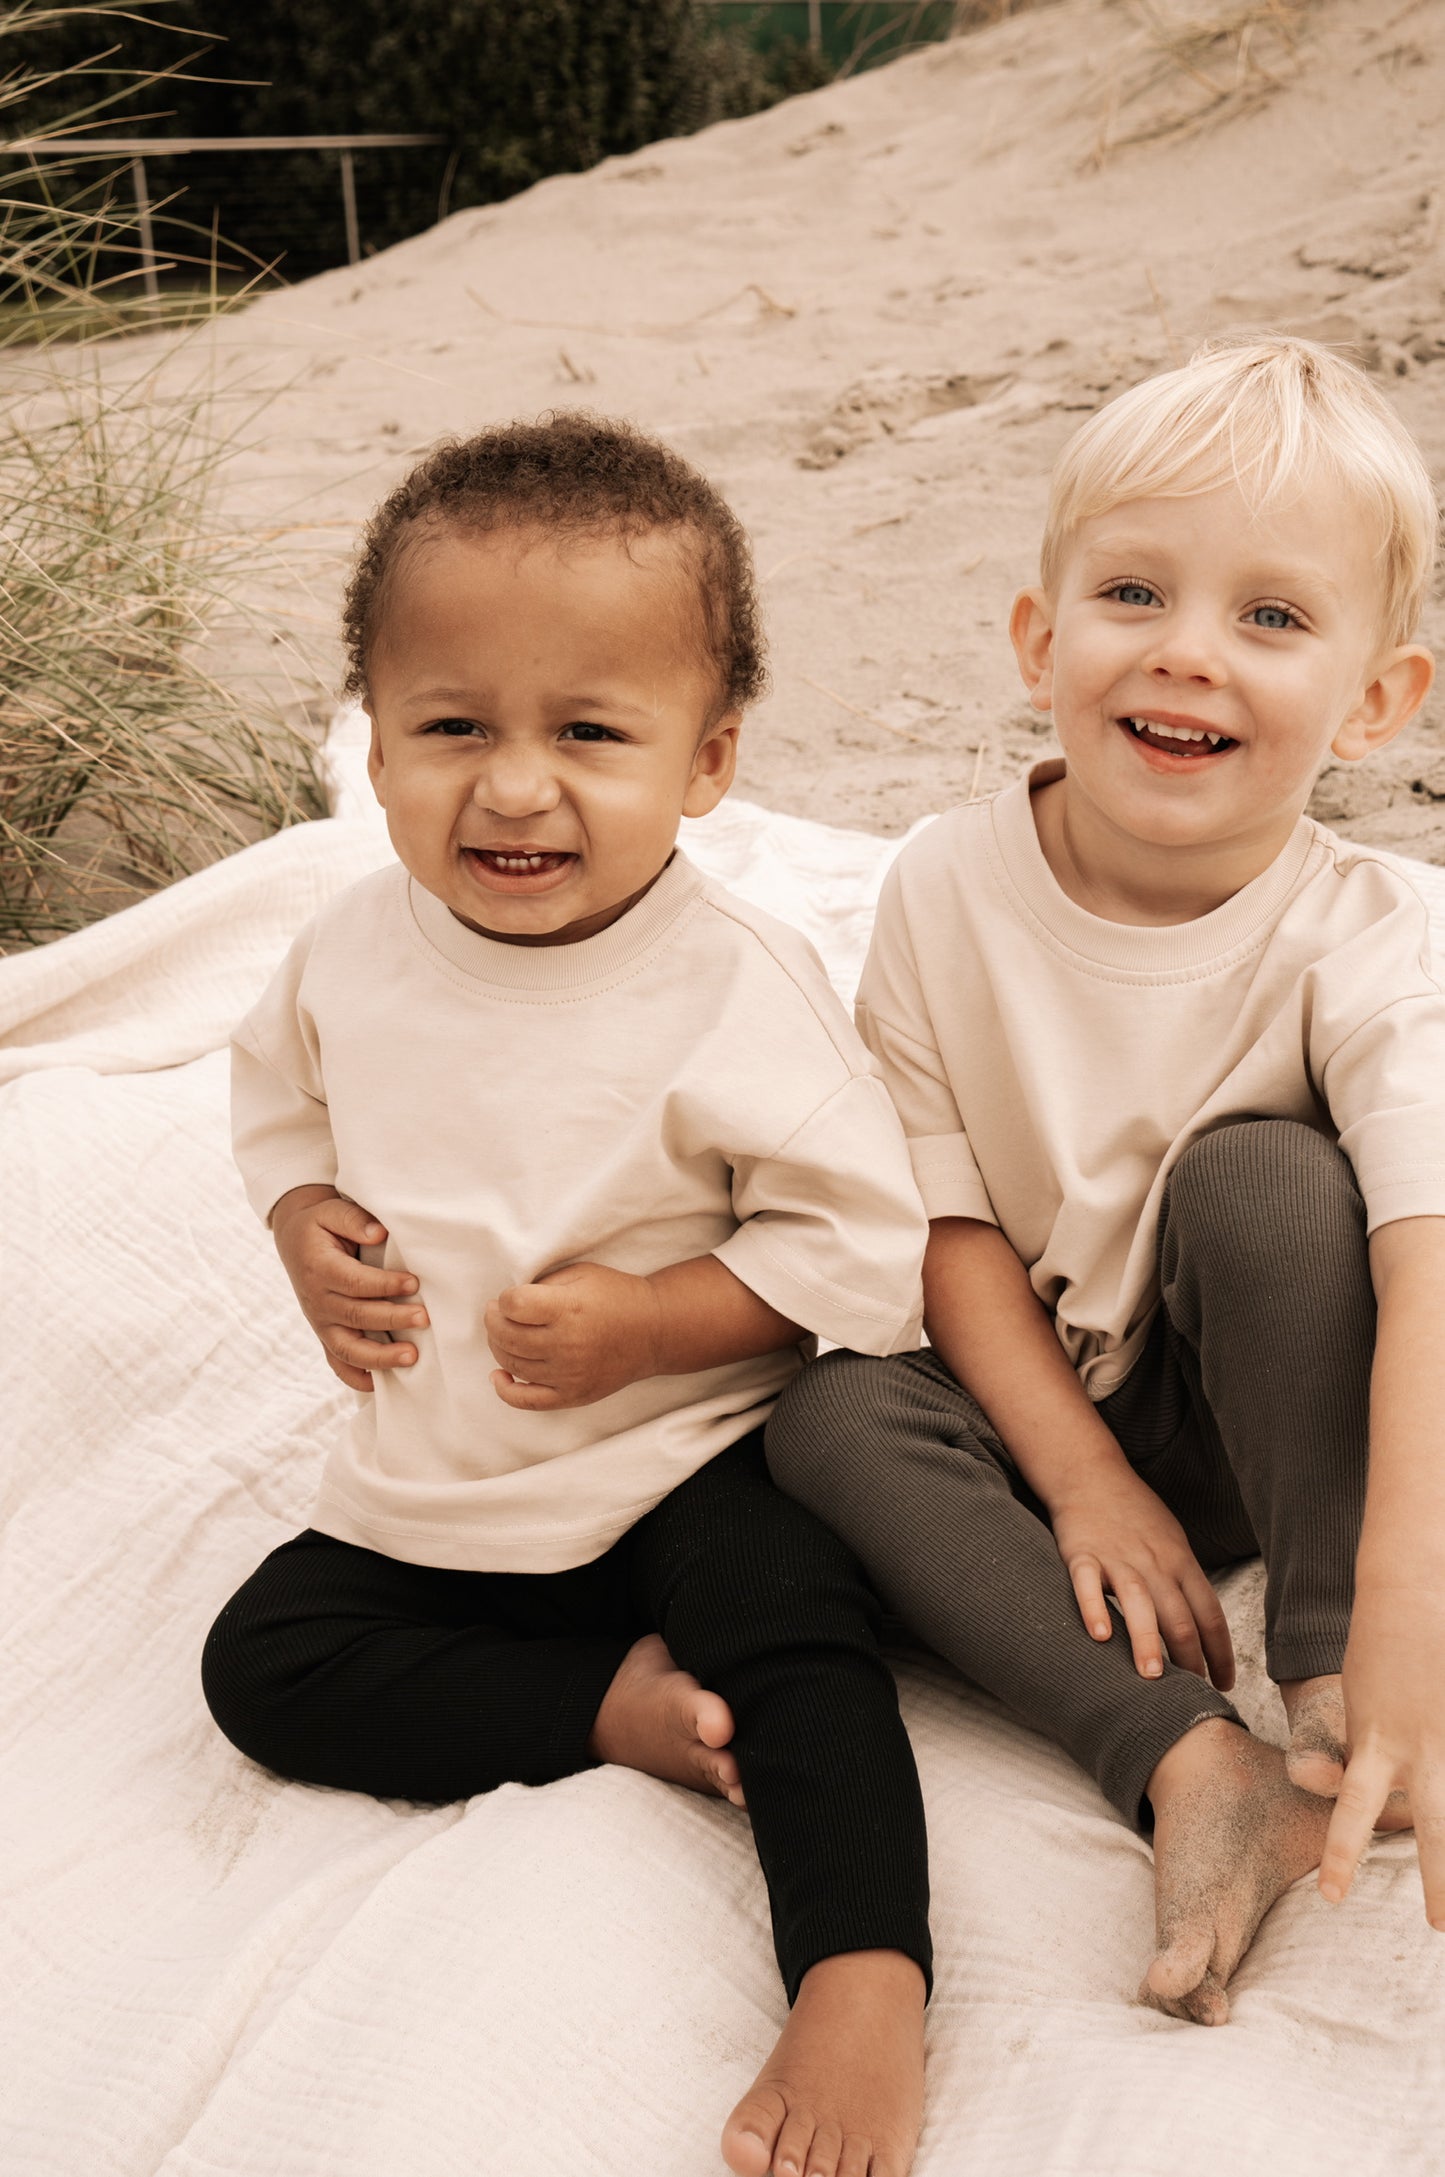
top-left (808, 0), bottom-right (822, 51)
top-left (129, 155), bottom-right (159, 299)
top-left (339, 148), bottom-right (360, 265)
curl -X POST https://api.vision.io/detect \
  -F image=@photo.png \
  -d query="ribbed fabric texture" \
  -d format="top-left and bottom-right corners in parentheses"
top-left (202, 1432), bottom-right (931, 2004)
top-left (767, 1120), bottom-right (1373, 1827)
top-left (1144, 1117), bottom-right (1373, 1682)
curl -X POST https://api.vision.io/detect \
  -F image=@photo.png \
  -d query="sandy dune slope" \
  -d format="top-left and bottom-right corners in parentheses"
top-left (160, 0), bottom-right (1445, 848)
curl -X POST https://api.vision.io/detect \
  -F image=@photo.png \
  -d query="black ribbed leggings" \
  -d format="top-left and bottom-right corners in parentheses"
top-left (202, 1431), bottom-right (931, 2001)
top-left (766, 1120), bottom-right (1374, 1828)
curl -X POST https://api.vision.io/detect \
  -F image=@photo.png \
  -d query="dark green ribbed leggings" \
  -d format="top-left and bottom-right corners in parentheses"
top-left (766, 1120), bottom-right (1373, 1827)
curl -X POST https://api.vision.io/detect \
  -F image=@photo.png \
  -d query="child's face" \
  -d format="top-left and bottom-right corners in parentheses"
top-left (1011, 473), bottom-right (1433, 868)
top-left (365, 524), bottom-right (738, 944)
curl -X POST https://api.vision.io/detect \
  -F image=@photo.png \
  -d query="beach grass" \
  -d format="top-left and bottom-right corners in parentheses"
top-left (0, 0), bottom-right (323, 949)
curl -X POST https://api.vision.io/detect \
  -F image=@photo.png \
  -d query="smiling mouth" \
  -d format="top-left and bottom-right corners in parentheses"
top-left (1119, 715), bottom-right (1237, 758)
top-left (463, 846), bottom-right (577, 883)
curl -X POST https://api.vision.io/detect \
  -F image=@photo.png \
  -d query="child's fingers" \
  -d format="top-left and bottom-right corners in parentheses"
top-left (490, 1368), bottom-right (565, 1411)
top-left (325, 1353), bottom-right (377, 1394)
top-left (1068, 1557), bottom-right (1115, 1643)
top-left (325, 1256), bottom-right (422, 1301)
top-left (323, 1328), bottom-right (419, 1371)
top-left (1155, 1599), bottom-right (1208, 1683)
top-left (494, 1282), bottom-right (566, 1327)
top-left (486, 1322), bottom-right (550, 1368)
top-left (1110, 1574), bottom-right (1165, 1678)
top-left (323, 1293), bottom-right (429, 1336)
top-left (1319, 1746), bottom-right (1398, 1904)
top-left (1415, 1786), bottom-right (1445, 1932)
top-left (1181, 1567), bottom-right (1235, 1689)
top-left (317, 1199), bottom-right (388, 1248)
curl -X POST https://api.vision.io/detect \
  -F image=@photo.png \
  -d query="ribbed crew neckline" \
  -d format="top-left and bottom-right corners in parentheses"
top-left (406, 850), bottom-right (705, 992)
top-left (988, 759), bottom-right (1320, 977)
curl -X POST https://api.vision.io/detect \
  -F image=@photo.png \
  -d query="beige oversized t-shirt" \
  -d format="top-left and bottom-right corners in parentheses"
top-left (232, 852), bottom-right (927, 1572)
top-left (859, 760), bottom-right (1445, 1400)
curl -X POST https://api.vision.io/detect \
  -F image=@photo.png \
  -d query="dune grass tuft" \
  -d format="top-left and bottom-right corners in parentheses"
top-left (0, 0), bottom-right (323, 949)
top-left (1083, 0), bottom-right (1304, 165)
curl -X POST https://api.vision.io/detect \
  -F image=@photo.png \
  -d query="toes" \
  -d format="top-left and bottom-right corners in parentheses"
top-left (1146, 1923), bottom-right (1215, 2004)
top-left (692, 1688), bottom-right (737, 1751)
top-left (801, 2119), bottom-right (844, 2177)
top-left (1139, 1966), bottom-right (1230, 2026)
top-left (1287, 1744), bottom-right (1346, 1799)
top-left (722, 2084), bottom-right (788, 2177)
top-left (772, 2103), bottom-right (819, 2177)
top-left (703, 1749), bottom-right (746, 1807)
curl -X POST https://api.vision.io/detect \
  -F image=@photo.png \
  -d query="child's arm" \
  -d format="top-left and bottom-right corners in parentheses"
top-left (485, 1256), bottom-right (804, 1411)
top-left (272, 1184), bottom-right (430, 1395)
top-left (924, 1216), bottom-right (1235, 1689)
top-left (1319, 1214), bottom-right (1445, 1925)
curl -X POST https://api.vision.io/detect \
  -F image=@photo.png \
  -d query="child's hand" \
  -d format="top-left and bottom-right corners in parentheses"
top-left (1049, 1466), bottom-right (1236, 1688)
top-left (1318, 1585), bottom-right (1445, 1924)
top-left (271, 1184), bottom-right (429, 1394)
top-left (485, 1262), bottom-right (664, 1410)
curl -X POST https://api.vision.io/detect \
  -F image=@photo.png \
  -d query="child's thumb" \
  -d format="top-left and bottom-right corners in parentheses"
top-left (326, 1198), bottom-right (386, 1246)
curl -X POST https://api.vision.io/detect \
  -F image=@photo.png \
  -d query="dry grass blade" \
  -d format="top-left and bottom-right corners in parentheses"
top-left (1081, 0), bottom-right (1304, 166)
top-left (0, 0), bottom-right (324, 949)
top-left (0, 366), bottom-right (324, 945)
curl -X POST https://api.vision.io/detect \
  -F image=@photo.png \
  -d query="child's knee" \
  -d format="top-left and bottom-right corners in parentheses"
top-left (1166, 1119), bottom-right (1363, 1271)
top-left (200, 1591), bottom-right (308, 1775)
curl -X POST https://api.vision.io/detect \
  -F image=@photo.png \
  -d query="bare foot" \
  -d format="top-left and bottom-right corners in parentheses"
top-left (1143, 1717), bottom-right (1330, 2025)
top-left (1280, 1674), bottom-right (1411, 1830)
top-left (722, 1950), bottom-right (926, 2177)
top-left (587, 1633), bottom-right (744, 1805)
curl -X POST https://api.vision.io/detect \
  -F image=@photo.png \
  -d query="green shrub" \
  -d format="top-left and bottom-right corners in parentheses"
top-left (14, 1), bottom-right (831, 282)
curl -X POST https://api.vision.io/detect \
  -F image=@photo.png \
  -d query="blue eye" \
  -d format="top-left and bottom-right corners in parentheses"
top-left (1248, 603), bottom-right (1298, 630)
top-left (1109, 581), bottom-right (1160, 608)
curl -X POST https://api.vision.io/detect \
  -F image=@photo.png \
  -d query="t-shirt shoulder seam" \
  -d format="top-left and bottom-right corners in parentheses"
top-left (698, 885), bottom-right (866, 1074)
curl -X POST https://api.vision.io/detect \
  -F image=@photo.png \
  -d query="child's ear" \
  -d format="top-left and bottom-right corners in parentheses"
top-left (1010, 588), bottom-right (1056, 713)
top-left (1332, 645), bottom-right (1435, 762)
top-left (682, 711), bottom-right (741, 819)
top-left (364, 702), bottom-right (386, 807)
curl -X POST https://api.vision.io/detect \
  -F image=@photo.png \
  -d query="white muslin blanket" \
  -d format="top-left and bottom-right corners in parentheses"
top-left (4, 716), bottom-right (1443, 2175)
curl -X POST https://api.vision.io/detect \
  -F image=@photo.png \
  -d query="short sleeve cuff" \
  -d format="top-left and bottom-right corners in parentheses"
top-left (713, 1226), bottom-right (923, 1357)
top-left (1357, 1173), bottom-right (1445, 1236)
top-left (907, 1133), bottom-right (998, 1225)
top-left (243, 1150), bottom-right (340, 1226)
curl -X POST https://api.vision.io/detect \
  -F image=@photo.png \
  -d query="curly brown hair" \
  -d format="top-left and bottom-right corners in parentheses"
top-left (342, 412), bottom-right (767, 712)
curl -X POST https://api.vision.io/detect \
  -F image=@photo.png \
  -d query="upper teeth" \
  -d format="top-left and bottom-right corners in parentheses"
top-left (1127, 718), bottom-right (1228, 747)
top-left (489, 853), bottom-right (551, 869)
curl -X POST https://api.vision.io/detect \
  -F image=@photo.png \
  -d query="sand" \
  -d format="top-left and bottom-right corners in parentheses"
top-left (136, 0), bottom-right (1445, 850)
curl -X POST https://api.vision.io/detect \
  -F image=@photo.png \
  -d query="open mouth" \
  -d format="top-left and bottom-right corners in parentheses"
top-left (1119, 715), bottom-right (1237, 759)
top-left (462, 846), bottom-right (577, 887)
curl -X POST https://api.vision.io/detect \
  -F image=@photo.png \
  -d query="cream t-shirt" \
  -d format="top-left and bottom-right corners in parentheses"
top-left (232, 852), bottom-right (927, 1572)
top-left (859, 759), bottom-right (1445, 1399)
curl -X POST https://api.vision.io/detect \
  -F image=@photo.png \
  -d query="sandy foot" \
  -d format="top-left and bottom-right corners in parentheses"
top-left (587, 1632), bottom-right (745, 1805)
top-left (1143, 1718), bottom-right (1331, 2025)
top-left (1281, 1674), bottom-right (1412, 1830)
top-left (722, 1950), bottom-right (926, 2177)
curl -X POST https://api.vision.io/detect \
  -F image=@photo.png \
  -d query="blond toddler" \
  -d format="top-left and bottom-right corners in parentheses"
top-left (768, 336), bottom-right (1445, 2023)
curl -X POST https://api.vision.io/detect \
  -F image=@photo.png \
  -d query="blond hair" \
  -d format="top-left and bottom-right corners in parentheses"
top-left (1040, 337), bottom-right (1439, 646)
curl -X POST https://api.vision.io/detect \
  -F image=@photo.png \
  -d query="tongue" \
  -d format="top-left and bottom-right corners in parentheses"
top-left (1140, 727), bottom-right (1216, 756)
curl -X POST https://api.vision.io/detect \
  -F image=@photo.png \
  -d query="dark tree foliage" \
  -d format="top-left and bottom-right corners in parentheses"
top-left (18, 1), bottom-right (827, 283)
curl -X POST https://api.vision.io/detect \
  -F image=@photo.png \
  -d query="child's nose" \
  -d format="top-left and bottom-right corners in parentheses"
top-left (474, 746), bottom-right (561, 816)
top-left (1143, 610), bottom-right (1227, 685)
